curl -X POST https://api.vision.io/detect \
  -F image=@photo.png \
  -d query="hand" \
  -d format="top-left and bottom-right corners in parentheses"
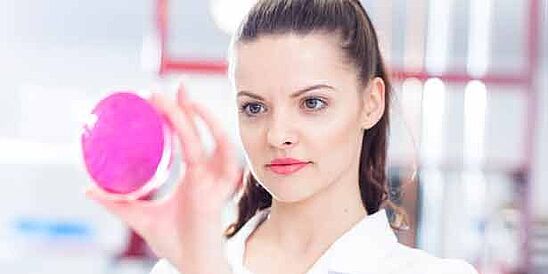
top-left (86, 84), bottom-right (242, 272)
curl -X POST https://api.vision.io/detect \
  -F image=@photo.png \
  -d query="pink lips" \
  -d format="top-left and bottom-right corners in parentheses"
top-left (266, 158), bottom-right (310, 175)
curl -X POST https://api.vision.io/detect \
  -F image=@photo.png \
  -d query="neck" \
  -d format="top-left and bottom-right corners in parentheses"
top-left (262, 166), bottom-right (367, 254)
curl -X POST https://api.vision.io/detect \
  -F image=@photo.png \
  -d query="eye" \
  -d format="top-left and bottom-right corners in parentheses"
top-left (240, 102), bottom-right (266, 116)
top-left (302, 97), bottom-right (327, 111)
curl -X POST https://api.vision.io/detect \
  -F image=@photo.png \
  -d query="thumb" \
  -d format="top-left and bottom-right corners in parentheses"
top-left (85, 188), bottom-right (154, 233)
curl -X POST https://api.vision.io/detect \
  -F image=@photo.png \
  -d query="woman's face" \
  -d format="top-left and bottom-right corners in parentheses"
top-left (233, 33), bottom-right (374, 203)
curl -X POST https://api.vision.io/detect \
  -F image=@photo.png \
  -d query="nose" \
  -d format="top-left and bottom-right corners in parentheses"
top-left (266, 111), bottom-right (298, 149)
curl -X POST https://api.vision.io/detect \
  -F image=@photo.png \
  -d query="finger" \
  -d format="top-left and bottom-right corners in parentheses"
top-left (149, 93), bottom-right (206, 165)
top-left (189, 102), bottom-right (238, 176)
top-left (176, 82), bottom-right (190, 108)
top-left (227, 167), bottom-right (245, 199)
top-left (85, 187), bottom-right (155, 233)
top-left (176, 83), bottom-right (201, 143)
top-left (189, 103), bottom-right (242, 198)
top-left (236, 168), bottom-right (245, 189)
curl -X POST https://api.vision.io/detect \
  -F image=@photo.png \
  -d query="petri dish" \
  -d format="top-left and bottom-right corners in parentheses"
top-left (81, 91), bottom-right (173, 200)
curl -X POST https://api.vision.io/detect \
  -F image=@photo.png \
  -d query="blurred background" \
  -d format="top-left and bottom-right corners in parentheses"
top-left (0, 0), bottom-right (546, 273)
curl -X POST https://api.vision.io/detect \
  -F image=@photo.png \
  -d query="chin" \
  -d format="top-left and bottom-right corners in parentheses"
top-left (265, 185), bottom-right (319, 204)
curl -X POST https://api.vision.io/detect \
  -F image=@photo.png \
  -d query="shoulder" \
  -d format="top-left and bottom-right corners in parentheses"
top-left (149, 259), bottom-right (179, 274)
top-left (379, 243), bottom-right (479, 274)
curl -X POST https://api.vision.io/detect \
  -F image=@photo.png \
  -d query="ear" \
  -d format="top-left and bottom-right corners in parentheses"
top-left (359, 77), bottom-right (386, 130)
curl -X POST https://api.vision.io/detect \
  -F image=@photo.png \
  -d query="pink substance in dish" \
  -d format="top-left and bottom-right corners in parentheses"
top-left (81, 92), bottom-right (172, 197)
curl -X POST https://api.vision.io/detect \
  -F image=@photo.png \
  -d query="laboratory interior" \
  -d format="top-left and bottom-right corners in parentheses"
top-left (0, 0), bottom-right (547, 273)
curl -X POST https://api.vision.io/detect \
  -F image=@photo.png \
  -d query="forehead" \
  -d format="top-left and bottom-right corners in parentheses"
top-left (233, 33), bottom-right (356, 92)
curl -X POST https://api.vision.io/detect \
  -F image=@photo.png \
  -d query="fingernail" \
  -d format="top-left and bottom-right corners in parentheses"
top-left (83, 188), bottom-right (96, 200)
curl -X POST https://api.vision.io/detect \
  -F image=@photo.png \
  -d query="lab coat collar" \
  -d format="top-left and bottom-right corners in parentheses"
top-left (226, 208), bottom-right (398, 274)
top-left (322, 208), bottom-right (398, 274)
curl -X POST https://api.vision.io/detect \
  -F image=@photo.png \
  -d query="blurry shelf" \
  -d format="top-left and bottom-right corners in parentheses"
top-left (388, 158), bottom-right (528, 174)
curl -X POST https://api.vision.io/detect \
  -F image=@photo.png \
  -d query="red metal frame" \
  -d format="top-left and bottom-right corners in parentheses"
top-left (389, 69), bottom-right (530, 86)
top-left (156, 0), bottom-right (536, 85)
top-left (155, 0), bottom-right (542, 271)
top-left (156, 0), bottom-right (228, 75)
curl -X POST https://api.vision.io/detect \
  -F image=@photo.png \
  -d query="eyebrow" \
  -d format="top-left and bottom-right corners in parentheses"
top-left (237, 84), bottom-right (335, 100)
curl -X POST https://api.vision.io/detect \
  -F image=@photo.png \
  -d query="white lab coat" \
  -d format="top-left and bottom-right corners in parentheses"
top-left (150, 209), bottom-right (479, 274)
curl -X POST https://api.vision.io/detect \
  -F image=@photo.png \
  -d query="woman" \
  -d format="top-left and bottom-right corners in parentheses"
top-left (87, 0), bottom-right (479, 273)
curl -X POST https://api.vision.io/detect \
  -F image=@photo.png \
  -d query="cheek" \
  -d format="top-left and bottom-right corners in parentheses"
top-left (239, 122), bottom-right (264, 159)
top-left (309, 108), bottom-right (361, 147)
top-left (309, 114), bottom-right (363, 171)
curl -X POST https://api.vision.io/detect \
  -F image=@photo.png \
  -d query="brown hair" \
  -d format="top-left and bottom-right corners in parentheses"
top-left (225, 0), bottom-right (403, 238)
